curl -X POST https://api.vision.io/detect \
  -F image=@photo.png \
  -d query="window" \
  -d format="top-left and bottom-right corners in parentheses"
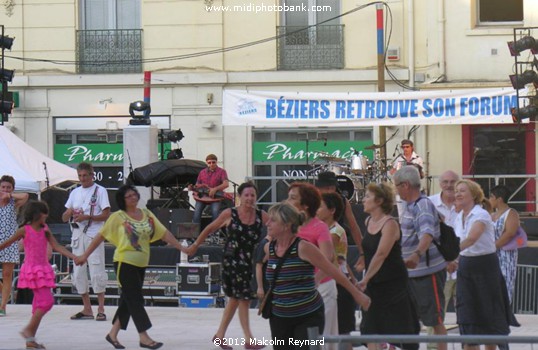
top-left (477, 0), bottom-right (523, 25)
top-left (277, 0), bottom-right (344, 70)
top-left (77, 0), bottom-right (142, 74)
top-left (80, 0), bottom-right (140, 30)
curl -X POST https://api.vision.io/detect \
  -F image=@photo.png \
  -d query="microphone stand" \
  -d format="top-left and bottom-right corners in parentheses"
top-left (228, 179), bottom-right (240, 206)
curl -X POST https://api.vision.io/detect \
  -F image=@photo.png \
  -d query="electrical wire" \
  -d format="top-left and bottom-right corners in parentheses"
top-left (5, 1), bottom-right (410, 89)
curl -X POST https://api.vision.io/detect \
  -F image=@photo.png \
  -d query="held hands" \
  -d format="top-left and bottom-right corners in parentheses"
top-left (404, 253), bottom-right (420, 269)
top-left (73, 255), bottom-right (87, 266)
top-left (446, 261), bottom-right (458, 274)
top-left (184, 243), bottom-right (198, 256)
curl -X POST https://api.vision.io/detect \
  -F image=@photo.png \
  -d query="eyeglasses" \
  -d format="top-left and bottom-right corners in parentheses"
top-left (124, 193), bottom-right (139, 199)
top-left (207, 161), bottom-right (216, 164)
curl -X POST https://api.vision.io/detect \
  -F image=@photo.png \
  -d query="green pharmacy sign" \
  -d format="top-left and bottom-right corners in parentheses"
top-left (54, 143), bottom-right (172, 164)
top-left (252, 141), bottom-right (374, 162)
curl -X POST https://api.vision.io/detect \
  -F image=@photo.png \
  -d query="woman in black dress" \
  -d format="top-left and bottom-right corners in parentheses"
top-left (186, 182), bottom-right (268, 350)
top-left (358, 183), bottom-right (419, 350)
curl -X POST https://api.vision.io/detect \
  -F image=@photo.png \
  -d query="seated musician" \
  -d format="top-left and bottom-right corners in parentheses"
top-left (390, 139), bottom-right (425, 179)
top-left (189, 154), bottom-right (229, 224)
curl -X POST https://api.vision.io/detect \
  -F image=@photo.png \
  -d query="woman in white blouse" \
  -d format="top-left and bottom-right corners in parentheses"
top-left (453, 180), bottom-right (517, 350)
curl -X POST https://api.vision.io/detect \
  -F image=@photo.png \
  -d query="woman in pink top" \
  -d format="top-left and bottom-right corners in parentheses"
top-left (287, 182), bottom-right (339, 347)
top-left (0, 201), bottom-right (76, 349)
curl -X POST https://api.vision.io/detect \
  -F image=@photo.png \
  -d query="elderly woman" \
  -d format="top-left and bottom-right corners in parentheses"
top-left (489, 185), bottom-right (520, 304)
top-left (0, 174), bottom-right (29, 316)
top-left (454, 180), bottom-right (518, 350)
top-left (186, 182), bottom-right (268, 350)
top-left (75, 185), bottom-right (184, 350)
top-left (264, 202), bottom-right (370, 350)
top-left (359, 183), bottom-right (419, 350)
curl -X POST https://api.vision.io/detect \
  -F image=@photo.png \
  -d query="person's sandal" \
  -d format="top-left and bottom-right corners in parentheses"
top-left (70, 312), bottom-right (94, 320)
top-left (106, 334), bottom-right (125, 349)
top-left (0, 308), bottom-right (5, 317)
top-left (24, 337), bottom-right (46, 349)
top-left (96, 312), bottom-right (107, 321)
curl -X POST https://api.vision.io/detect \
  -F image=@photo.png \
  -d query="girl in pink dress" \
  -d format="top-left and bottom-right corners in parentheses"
top-left (0, 200), bottom-right (76, 349)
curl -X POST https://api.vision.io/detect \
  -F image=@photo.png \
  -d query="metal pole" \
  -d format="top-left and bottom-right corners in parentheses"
top-left (376, 4), bottom-right (387, 161)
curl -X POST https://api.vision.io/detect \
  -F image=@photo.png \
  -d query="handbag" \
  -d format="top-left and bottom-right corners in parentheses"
top-left (258, 238), bottom-right (298, 319)
top-left (501, 226), bottom-right (528, 250)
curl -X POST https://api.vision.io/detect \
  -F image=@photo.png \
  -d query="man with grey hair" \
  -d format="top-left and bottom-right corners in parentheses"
top-left (429, 170), bottom-right (460, 310)
top-left (394, 165), bottom-right (447, 350)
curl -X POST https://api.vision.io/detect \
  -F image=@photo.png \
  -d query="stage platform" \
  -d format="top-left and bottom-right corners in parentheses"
top-left (1, 306), bottom-right (538, 350)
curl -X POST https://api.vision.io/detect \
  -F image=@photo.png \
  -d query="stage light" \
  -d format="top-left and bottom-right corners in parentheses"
top-left (167, 129), bottom-right (184, 143)
top-left (167, 148), bottom-right (184, 160)
top-left (512, 105), bottom-right (538, 123)
top-left (0, 35), bottom-right (14, 50)
top-left (509, 70), bottom-right (538, 90)
top-left (508, 36), bottom-right (537, 56)
top-left (129, 100), bottom-right (151, 125)
top-left (0, 68), bottom-right (14, 83)
top-left (0, 99), bottom-right (13, 114)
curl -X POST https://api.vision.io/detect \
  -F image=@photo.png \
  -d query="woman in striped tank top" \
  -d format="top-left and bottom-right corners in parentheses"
top-left (263, 203), bottom-right (370, 350)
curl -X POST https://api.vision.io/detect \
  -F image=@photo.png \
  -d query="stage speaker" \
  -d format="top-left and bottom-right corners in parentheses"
top-left (146, 199), bottom-right (169, 210)
top-left (170, 208), bottom-right (194, 223)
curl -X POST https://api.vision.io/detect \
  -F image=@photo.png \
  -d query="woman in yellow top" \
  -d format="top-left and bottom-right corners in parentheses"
top-left (75, 184), bottom-right (185, 350)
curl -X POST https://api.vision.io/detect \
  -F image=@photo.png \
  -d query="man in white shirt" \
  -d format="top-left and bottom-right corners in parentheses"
top-left (62, 162), bottom-right (110, 321)
top-left (428, 170), bottom-right (459, 313)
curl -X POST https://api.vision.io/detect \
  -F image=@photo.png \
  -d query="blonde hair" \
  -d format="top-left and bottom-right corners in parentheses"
top-left (456, 179), bottom-right (491, 212)
top-left (268, 202), bottom-right (305, 234)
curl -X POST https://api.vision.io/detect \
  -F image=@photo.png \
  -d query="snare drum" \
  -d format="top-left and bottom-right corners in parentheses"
top-left (336, 175), bottom-right (355, 200)
top-left (351, 155), bottom-right (369, 174)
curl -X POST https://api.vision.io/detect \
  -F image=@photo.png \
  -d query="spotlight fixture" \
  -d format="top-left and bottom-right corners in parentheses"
top-left (0, 99), bottom-right (14, 114)
top-left (167, 148), bottom-right (184, 160)
top-left (508, 36), bottom-right (538, 56)
top-left (0, 35), bottom-right (14, 50)
top-left (509, 70), bottom-right (538, 90)
top-left (167, 129), bottom-right (185, 143)
top-left (0, 68), bottom-right (14, 83)
top-left (512, 105), bottom-right (538, 123)
top-left (128, 100), bottom-right (151, 125)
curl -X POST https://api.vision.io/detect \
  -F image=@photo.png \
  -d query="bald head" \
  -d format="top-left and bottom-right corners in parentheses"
top-left (439, 170), bottom-right (459, 193)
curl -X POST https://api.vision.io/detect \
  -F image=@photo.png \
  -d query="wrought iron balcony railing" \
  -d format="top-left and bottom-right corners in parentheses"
top-left (76, 29), bottom-right (142, 74)
top-left (277, 25), bottom-right (344, 70)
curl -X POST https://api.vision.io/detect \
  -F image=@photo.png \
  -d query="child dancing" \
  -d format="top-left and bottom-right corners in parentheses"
top-left (0, 200), bottom-right (77, 349)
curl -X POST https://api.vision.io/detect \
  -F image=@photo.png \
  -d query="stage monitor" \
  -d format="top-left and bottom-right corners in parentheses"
top-left (176, 222), bottom-right (200, 240)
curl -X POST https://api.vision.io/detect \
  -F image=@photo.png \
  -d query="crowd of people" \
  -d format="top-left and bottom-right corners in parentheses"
top-left (0, 152), bottom-right (527, 350)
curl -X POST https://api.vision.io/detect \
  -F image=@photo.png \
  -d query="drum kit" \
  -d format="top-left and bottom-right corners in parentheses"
top-left (312, 144), bottom-right (393, 203)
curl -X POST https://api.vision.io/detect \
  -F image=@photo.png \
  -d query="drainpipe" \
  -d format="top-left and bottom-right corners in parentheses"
top-left (439, 0), bottom-right (446, 79)
top-left (408, 0), bottom-right (415, 88)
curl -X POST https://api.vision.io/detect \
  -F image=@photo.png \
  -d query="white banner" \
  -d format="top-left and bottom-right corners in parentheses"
top-left (222, 88), bottom-right (518, 126)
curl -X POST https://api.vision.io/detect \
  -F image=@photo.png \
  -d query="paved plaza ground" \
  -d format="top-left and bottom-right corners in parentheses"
top-left (1, 305), bottom-right (538, 350)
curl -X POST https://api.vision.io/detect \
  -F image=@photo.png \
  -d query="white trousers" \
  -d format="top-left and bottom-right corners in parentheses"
top-left (318, 279), bottom-right (339, 350)
top-left (71, 233), bottom-right (107, 295)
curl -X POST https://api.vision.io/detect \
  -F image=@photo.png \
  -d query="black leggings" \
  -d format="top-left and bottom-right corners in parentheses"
top-left (113, 262), bottom-right (152, 333)
top-left (269, 306), bottom-right (324, 350)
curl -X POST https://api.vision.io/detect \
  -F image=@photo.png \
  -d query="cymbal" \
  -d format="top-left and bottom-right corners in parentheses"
top-left (364, 144), bottom-right (382, 150)
top-left (318, 156), bottom-right (347, 163)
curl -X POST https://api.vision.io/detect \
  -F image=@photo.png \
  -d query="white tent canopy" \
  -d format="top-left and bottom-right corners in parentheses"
top-left (0, 126), bottom-right (78, 192)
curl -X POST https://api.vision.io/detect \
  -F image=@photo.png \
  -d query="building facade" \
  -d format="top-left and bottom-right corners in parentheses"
top-left (1, 0), bottom-right (536, 209)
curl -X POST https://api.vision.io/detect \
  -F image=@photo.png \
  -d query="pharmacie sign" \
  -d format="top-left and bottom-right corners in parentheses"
top-left (223, 88), bottom-right (517, 126)
top-left (54, 143), bottom-right (171, 164)
top-left (253, 141), bottom-right (374, 162)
